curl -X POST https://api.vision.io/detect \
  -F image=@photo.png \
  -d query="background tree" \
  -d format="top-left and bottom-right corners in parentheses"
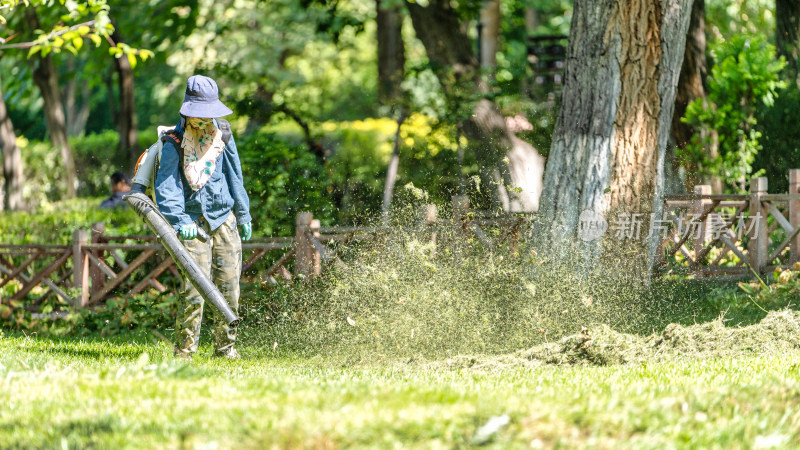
top-left (405, 0), bottom-right (544, 212)
top-left (776, 0), bottom-right (800, 86)
top-left (668, 0), bottom-right (706, 193)
top-left (479, 0), bottom-right (500, 69)
top-left (536, 0), bottom-right (693, 267)
top-left (1, 0), bottom-right (150, 200)
top-left (0, 72), bottom-right (23, 211)
top-left (24, 8), bottom-right (80, 198)
top-left (108, 17), bottom-right (137, 164)
top-left (376, 0), bottom-right (404, 106)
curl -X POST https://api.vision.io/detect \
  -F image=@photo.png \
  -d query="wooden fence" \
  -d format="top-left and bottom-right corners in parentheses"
top-left (653, 170), bottom-right (800, 278)
top-left (5, 171), bottom-right (799, 312)
top-left (0, 195), bottom-right (531, 311)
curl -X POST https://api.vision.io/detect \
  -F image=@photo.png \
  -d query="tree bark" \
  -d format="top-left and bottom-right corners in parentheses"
top-left (0, 73), bottom-right (24, 211)
top-left (25, 10), bottom-right (77, 199)
top-left (111, 24), bottom-right (139, 166)
top-left (777, 0), bottom-right (800, 86)
top-left (382, 114), bottom-right (406, 221)
top-left (525, 8), bottom-right (539, 33)
top-left (63, 59), bottom-right (90, 137)
top-left (405, 0), bottom-right (544, 211)
top-left (536, 0), bottom-right (692, 267)
top-left (480, 0), bottom-right (500, 69)
top-left (377, 0), bottom-right (406, 105)
top-left (668, 0), bottom-right (706, 194)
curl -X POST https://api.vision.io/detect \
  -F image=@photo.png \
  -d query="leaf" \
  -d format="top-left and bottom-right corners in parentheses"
top-left (128, 53), bottom-right (137, 69)
top-left (89, 33), bottom-right (101, 46)
top-left (72, 37), bottom-right (82, 50)
top-left (738, 281), bottom-right (757, 295)
top-left (77, 25), bottom-right (91, 35)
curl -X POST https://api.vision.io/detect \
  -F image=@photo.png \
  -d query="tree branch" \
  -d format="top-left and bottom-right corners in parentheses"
top-left (0, 20), bottom-right (95, 50)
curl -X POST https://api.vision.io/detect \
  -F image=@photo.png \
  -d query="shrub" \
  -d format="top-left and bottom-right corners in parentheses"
top-left (16, 130), bottom-right (159, 207)
top-left (681, 34), bottom-right (786, 192)
top-left (0, 197), bottom-right (147, 245)
top-left (753, 84), bottom-right (800, 193)
top-left (238, 130), bottom-right (333, 237)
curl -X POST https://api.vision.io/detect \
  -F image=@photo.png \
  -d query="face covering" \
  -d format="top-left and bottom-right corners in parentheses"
top-left (181, 117), bottom-right (225, 191)
top-left (186, 117), bottom-right (213, 131)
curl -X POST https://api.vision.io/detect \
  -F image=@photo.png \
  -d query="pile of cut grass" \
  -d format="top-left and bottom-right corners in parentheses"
top-left (429, 309), bottom-right (800, 370)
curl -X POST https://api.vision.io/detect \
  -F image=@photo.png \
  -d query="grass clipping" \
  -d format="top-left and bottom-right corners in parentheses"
top-left (258, 205), bottom-right (681, 364)
top-left (252, 198), bottom-right (800, 367)
top-left (437, 309), bottom-right (800, 369)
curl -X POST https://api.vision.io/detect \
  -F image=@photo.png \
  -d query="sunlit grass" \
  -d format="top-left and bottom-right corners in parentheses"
top-left (2, 331), bottom-right (799, 448)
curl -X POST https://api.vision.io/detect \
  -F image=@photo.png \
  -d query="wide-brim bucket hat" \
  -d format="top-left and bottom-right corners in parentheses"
top-left (179, 75), bottom-right (233, 118)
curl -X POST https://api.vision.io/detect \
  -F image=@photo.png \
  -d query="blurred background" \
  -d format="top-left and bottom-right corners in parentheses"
top-left (1, 0), bottom-right (798, 237)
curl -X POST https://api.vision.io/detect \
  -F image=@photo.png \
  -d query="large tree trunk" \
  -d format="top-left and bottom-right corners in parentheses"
top-left (536, 0), bottom-right (692, 267)
top-left (668, 0), bottom-right (706, 194)
top-left (25, 10), bottom-right (77, 199)
top-left (479, 0), bottom-right (500, 69)
top-left (406, 0), bottom-right (544, 211)
top-left (111, 24), bottom-right (139, 166)
top-left (0, 73), bottom-right (24, 211)
top-left (777, 0), bottom-right (800, 86)
top-left (376, 0), bottom-right (406, 105)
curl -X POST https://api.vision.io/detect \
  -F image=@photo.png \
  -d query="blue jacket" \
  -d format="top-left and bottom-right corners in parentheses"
top-left (99, 191), bottom-right (129, 209)
top-left (155, 119), bottom-right (252, 231)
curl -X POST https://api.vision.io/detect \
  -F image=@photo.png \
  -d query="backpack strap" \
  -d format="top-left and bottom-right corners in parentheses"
top-left (161, 129), bottom-right (183, 148)
top-left (216, 118), bottom-right (232, 145)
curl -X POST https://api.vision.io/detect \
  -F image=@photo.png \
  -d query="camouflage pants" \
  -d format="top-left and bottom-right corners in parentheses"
top-left (175, 213), bottom-right (242, 354)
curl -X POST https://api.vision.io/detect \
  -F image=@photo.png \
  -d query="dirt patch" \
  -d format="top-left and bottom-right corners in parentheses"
top-left (431, 310), bottom-right (800, 369)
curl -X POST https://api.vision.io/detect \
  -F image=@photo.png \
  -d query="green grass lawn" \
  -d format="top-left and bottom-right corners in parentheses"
top-left (2, 330), bottom-right (799, 449)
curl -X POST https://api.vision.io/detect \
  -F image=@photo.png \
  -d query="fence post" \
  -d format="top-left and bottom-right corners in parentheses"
top-left (692, 185), bottom-right (712, 276)
top-left (419, 204), bottom-right (438, 251)
top-left (295, 212), bottom-right (320, 279)
top-left (452, 194), bottom-right (470, 234)
top-left (72, 229), bottom-right (89, 308)
top-left (748, 177), bottom-right (768, 274)
top-left (90, 222), bottom-right (105, 295)
top-left (790, 170), bottom-right (800, 264)
top-left (310, 218), bottom-right (322, 277)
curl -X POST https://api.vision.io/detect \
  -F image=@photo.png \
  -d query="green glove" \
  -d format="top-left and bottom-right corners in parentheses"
top-left (179, 223), bottom-right (198, 240)
top-left (241, 222), bottom-right (252, 241)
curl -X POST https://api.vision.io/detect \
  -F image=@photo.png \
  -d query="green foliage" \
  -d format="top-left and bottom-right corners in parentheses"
top-left (705, 0), bottom-right (774, 40)
top-left (70, 294), bottom-right (179, 336)
top-left (16, 130), bottom-right (157, 204)
top-left (321, 115), bottom-right (474, 221)
top-left (240, 115), bottom-right (469, 234)
top-left (681, 35), bottom-right (786, 192)
top-left (752, 84), bottom-right (800, 193)
top-left (0, 197), bottom-right (146, 244)
top-left (1, 0), bottom-right (152, 63)
top-left (1, 292), bottom-right (179, 336)
top-left (736, 265), bottom-right (800, 313)
top-left (168, 0), bottom-right (377, 122)
top-left (238, 130), bottom-right (333, 237)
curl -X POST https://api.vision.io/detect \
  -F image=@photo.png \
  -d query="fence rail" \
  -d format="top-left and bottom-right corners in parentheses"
top-left (0, 195), bottom-right (531, 312)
